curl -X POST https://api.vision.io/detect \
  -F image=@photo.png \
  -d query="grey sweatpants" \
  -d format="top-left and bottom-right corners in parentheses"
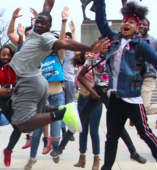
top-left (12, 75), bottom-right (49, 125)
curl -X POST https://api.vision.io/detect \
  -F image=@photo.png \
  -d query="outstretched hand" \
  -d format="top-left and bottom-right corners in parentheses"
top-left (12, 8), bottom-right (22, 19)
top-left (90, 37), bottom-right (110, 54)
top-left (29, 7), bottom-right (38, 19)
top-left (61, 6), bottom-right (71, 19)
top-left (17, 23), bottom-right (24, 38)
top-left (69, 20), bottom-right (75, 33)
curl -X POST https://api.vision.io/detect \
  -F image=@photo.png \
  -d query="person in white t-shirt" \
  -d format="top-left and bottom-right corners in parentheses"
top-left (9, 0), bottom-right (108, 134)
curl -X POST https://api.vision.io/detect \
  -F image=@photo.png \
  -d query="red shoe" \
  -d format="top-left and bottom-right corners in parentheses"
top-left (22, 134), bottom-right (32, 149)
top-left (3, 148), bottom-right (12, 167)
top-left (42, 136), bottom-right (52, 155)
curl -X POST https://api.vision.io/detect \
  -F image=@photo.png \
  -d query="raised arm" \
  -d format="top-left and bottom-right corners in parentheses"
top-left (7, 8), bottom-right (22, 46)
top-left (95, 0), bottom-right (116, 39)
top-left (42, 0), bottom-right (55, 13)
top-left (58, 6), bottom-right (71, 62)
top-left (69, 20), bottom-right (77, 41)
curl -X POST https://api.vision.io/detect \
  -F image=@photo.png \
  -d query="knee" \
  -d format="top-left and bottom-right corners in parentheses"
top-left (16, 124), bottom-right (32, 133)
top-left (52, 137), bottom-right (60, 141)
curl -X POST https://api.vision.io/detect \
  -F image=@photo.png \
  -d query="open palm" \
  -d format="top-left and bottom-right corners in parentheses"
top-left (61, 6), bottom-right (71, 19)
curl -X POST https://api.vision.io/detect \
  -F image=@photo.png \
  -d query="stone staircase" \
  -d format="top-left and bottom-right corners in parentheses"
top-left (151, 79), bottom-right (157, 104)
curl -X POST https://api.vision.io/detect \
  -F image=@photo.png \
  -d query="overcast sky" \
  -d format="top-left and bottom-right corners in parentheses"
top-left (1, 0), bottom-right (157, 42)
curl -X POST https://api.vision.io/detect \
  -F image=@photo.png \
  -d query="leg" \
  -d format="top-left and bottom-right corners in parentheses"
top-left (49, 92), bottom-right (65, 150)
top-left (141, 77), bottom-right (157, 115)
top-left (101, 95), bottom-right (127, 170)
top-left (3, 102), bottom-right (21, 167)
top-left (128, 103), bottom-right (157, 160)
top-left (4, 101), bottom-right (21, 151)
top-left (24, 128), bottom-right (43, 170)
top-left (43, 125), bottom-right (49, 137)
top-left (50, 92), bottom-right (102, 158)
top-left (30, 128), bottom-right (43, 158)
top-left (64, 81), bottom-right (76, 140)
top-left (120, 128), bottom-right (136, 155)
top-left (89, 102), bottom-right (102, 170)
top-left (42, 125), bottom-right (52, 155)
top-left (64, 81), bottom-right (76, 104)
top-left (60, 94), bottom-right (101, 150)
top-left (74, 96), bottom-right (89, 168)
top-left (12, 76), bottom-right (66, 133)
top-left (78, 96), bottom-right (90, 154)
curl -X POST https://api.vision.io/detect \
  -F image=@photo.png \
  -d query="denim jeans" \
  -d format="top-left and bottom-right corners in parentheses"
top-left (59, 86), bottom-right (136, 156)
top-left (78, 95), bottom-right (102, 155)
top-left (30, 91), bottom-right (65, 158)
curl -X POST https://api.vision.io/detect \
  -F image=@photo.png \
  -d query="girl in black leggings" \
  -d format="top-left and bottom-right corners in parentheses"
top-left (0, 45), bottom-right (21, 167)
top-left (51, 52), bottom-right (147, 164)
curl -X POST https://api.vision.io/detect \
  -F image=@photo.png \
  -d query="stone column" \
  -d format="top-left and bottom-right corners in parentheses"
top-left (81, 20), bottom-right (122, 45)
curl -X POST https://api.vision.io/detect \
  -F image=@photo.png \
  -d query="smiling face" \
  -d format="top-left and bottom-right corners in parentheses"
top-left (139, 19), bottom-right (149, 37)
top-left (0, 48), bottom-right (12, 64)
top-left (34, 15), bottom-right (51, 35)
top-left (84, 52), bottom-right (93, 60)
top-left (120, 16), bottom-right (139, 39)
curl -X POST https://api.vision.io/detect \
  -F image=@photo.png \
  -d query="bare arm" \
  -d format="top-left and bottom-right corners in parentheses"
top-left (58, 6), bottom-right (71, 62)
top-left (7, 8), bottom-right (22, 46)
top-left (78, 66), bottom-right (100, 99)
top-left (42, 0), bottom-right (55, 13)
top-left (69, 20), bottom-right (77, 41)
top-left (17, 23), bottom-right (24, 44)
top-left (52, 37), bottom-right (110, 54)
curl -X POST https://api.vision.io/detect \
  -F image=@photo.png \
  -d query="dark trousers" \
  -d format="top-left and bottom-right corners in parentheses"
top-left (101, 94), bottom-right (157, 170)
top-left (3, 100), bottom-right (21, 151)
top-left (60, 86), bottom-right (136, 155)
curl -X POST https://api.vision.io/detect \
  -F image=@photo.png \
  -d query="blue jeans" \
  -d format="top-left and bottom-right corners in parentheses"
top-left (30, 91), bottom-right (65, 158)
top-left (78, 95), bottom-right (102, 155)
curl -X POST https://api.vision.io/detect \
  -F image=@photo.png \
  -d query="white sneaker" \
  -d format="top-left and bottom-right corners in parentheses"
top-left (24, 157), bottom-right (37, 170)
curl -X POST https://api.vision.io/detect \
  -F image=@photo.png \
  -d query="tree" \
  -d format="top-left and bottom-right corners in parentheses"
top-left (0, 9), bottom-right (10, 47)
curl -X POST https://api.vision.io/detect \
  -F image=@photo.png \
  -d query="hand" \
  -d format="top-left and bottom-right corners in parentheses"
top-left (90, 90), bottom-right (100, 99)
top-left (12, 8), bottom-right (22, 19)
top-left (17, 23), bottom-right (24, 38)
top-left (69, 20), bottom-right (75, 33)
top-left (90, 37), bottom-right (110, 54)
top-left (29, 7), bottom-right (38, 19)
top-left (61, 6), bottom-right (71, 19)
top-left (0, 86), bottom-right (11, 98)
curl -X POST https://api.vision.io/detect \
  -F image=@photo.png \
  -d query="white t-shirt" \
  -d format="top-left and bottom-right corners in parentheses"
top-left (108, 38), bottom-right (143, 104)
top-left (10, 29), bottom-right (57, 77)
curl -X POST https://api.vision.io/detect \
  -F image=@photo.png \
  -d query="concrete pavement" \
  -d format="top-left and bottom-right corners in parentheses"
top-left (0, 105), bottom-right (157, 170)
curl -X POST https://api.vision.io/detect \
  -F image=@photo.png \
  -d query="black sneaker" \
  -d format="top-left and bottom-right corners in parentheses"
top-left (50, 147), bottom-right (63, 158)
top-left (70, 135), bottom-right (75, 141)
top-left (130, 153), bottom-right (147, 164)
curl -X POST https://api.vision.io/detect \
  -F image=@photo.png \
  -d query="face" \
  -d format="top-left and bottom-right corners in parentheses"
top-left (25, 30), bottom-right (31, 39)
top-left (0, 48), bottom-right (12, 64)
top-left (120, 16), bottom-right (138, 39)
top-left (65, 35), bottom-right (71, 40)
top-left (84, 52), bottom-right (93, 60)
top-left (139, 19), bottom-right (149, 36)
top-left (34, 15), bottom-right (51, 35)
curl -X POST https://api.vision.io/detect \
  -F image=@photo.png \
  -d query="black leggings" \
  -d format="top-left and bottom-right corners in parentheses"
top-left (3, 100), bottom-right (21, 151)
top-left (59, 86), bottom-right (136, 155)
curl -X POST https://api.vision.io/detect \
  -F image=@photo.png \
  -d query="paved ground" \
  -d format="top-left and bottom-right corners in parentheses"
top-left (0, 105), bottom-right (157, 170)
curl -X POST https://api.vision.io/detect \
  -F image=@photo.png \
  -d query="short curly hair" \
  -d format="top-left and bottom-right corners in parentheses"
top-left (121, 1), bottom-right (148, 20)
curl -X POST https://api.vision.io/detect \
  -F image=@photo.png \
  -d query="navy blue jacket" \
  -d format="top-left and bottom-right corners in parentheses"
top-left (95, 0), bottom-right (157, 98)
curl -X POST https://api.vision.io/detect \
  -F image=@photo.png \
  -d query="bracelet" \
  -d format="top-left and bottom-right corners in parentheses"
top-left (62, 19), bottom-right (67, 22)
top-left (99, 53), bottom-right (107, 57)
